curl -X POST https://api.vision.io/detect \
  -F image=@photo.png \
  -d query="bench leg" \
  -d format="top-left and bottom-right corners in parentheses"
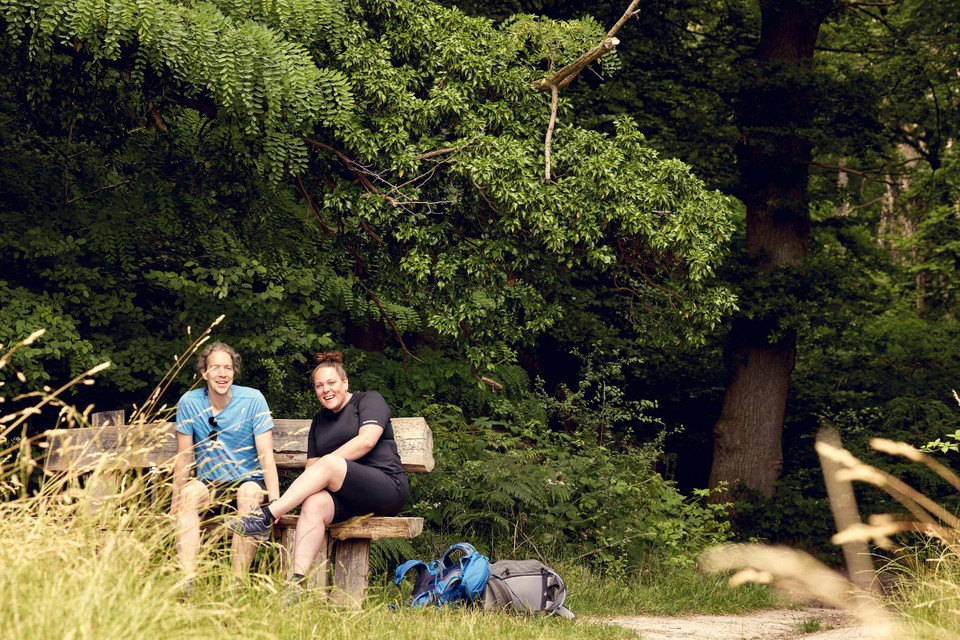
top-left (86, 472), bottom-right (119, 514)
top-left (332, 538), bottom-right (370, 607)
top-left (281, 526), bottom-right (296, 578)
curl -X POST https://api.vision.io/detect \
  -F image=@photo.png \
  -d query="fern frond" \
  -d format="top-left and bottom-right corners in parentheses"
top-left (369, 537), bottom-right (416, 575)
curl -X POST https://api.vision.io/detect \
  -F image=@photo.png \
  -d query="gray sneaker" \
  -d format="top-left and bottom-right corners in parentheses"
top-left (230, 506), bottom-right (273, 540)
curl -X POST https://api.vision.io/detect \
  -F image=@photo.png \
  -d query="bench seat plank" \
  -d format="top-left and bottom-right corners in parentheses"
top-left (275, 515), bottom-right (424, 540)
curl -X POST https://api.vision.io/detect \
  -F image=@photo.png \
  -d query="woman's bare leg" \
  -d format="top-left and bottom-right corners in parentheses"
top-left (293, 491), bottom-right (335, 577)
top-left (270, 455), bottom-right (347, 518)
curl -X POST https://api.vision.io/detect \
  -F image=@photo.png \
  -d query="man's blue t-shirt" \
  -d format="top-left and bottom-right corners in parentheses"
top-left (175, 385), bottom-right (274, 483)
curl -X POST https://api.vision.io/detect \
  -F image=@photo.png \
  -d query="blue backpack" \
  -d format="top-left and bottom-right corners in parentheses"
top-left (394, 542), bottom-right (491, 607)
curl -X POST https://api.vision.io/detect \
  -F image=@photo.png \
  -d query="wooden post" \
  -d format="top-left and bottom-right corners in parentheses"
top-left (331, 539), bottom-right (371, 607)
top-left (310, 541), bottom-right (330, 591)
top-left (86, 410), bottom-right (126, 512)
top-left (91, 410), bottom-right (126, 429)
top-left (817, 427), bottom-right (877, 592)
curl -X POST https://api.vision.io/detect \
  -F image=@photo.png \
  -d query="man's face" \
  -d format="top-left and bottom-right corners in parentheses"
top-left (203, 349), bottom-right (235, 396)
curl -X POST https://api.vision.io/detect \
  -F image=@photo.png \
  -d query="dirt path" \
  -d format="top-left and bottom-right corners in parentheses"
top-left (603, 607), bottom-right (872, 640)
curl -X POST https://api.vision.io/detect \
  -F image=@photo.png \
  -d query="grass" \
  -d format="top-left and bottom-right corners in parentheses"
top-left (0, 487), bottom-right (788, 639)
top-left (793, 618), bottom-right (823, 634)
top-left (554, 563), bottom-right (781, 616)
top-left (0, 477), bottom-right (638, 640)
top-left (0, 441), bottom-right (783, 640)
top-left (879, 547), bottom-right (960, 640)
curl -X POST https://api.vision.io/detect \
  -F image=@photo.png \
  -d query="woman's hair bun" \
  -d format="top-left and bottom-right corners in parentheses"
top-left (314, 351), bottom-right (344, 365)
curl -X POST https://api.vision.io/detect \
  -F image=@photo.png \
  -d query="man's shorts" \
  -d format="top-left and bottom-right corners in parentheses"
top-left (199, 478), bottom-right (268, 521)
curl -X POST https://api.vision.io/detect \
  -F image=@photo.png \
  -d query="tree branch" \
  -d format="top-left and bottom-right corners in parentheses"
top-left (533, 0), bottom-right (641, 181)
top-left (356, 279), bottom-right (420, 368)
top-left (844, 1), bottom-right (895, 8)
top-left (147, 99), bottom-right (168, 133)
top-left (810, 160), bottom-right (911, 186)
top-left (294, 174), bottom-right (335, 237)
top-left (544, 84), bottom-right (559, 181)
top-left (64, 179), bottom-right (131, 205)
top-left (304, 137), bottom-right (400, 208)
top-left (413, 147), bottom-right (456, 161)
top-left (606, 0), bottom-right (643, 38)
top-left (163, 90), bottom-right (218, 119)
top-left (533, 37), bottom-right (620, 93)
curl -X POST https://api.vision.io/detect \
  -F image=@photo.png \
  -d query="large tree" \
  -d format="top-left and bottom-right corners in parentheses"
top-left (439, 0), bottom-right (960, 499)
top-left (708, 0), bottom-right (835, 497)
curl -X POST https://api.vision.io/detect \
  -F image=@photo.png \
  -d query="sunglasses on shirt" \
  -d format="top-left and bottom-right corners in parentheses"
top-left (207, 415), bottom-right (219, 441)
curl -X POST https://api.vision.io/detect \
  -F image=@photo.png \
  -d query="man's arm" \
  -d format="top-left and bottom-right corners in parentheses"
top-left (254, 430), bottom-right (281, 502)
top-left (170, 431), bottom-right (195, 515)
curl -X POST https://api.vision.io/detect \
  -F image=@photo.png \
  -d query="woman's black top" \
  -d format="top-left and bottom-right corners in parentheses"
top-left (306, 390), bottom-right (406, 479)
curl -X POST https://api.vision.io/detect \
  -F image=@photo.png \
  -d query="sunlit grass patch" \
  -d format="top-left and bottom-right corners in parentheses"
top-left (558, 561), bottom-right (782, 616)
top-left (1, 453), bottom-right (640, 640)
top-left (794, 617), bottom-right (823, 634)
top-left (878, 546), bottom-right (960, 640)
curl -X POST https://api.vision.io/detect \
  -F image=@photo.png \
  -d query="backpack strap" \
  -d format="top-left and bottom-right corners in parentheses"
top-left (394, 559), bottom-right (426, 585)
top-left (439, 542), bottom-right (479, 569)
top-left (394, 559), bottom-right (439, 607)
top-left (541, 568), bottom-right (567, 614)
top-left (433, 545), bottom-right (469, 604)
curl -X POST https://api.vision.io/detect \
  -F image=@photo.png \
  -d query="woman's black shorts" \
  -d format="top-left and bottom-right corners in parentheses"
top-left (330, 461), bottom-right (409, 523)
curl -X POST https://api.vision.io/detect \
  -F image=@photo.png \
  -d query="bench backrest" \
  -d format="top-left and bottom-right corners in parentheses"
top-left (44, 412), bottom-right (435, 474)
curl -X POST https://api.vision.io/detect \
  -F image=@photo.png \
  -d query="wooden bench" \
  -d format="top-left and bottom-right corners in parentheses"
top-left (43, 409), bottom-right (434, 605)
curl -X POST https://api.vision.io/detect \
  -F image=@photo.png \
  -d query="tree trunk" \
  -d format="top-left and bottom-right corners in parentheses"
top-left (710, 322), bottom-right (794, 496)
top-left (709, 0), bottom-right (832, 498)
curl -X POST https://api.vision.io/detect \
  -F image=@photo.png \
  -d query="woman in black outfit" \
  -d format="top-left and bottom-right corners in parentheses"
top-left (232, 351), bottom-right (409, 582)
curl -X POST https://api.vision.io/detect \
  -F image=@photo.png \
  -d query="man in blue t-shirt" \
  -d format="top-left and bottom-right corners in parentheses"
top-left (171, 342), bottom-right (279, 589)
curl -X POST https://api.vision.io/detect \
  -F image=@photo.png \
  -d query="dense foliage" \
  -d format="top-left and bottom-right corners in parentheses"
top-left (396, 355), bottom-right (731, 574)
top-left (436, 0), bottom-right (960, 552)
top-left (0, 0), bottom-right (746, 576)
top-left (1, 0), bottom-right (736, 401)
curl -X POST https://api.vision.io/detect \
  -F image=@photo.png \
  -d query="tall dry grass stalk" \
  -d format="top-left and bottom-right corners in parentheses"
top-left (700, 417), bottom-right (960, 639)
top-left (0, 326), bottom-right (302, 637)
top-left (700, 543), bottom-right (901, 639)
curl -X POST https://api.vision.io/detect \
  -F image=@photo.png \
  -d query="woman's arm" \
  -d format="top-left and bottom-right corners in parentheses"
top-left (254, 430), bottom-right (281, 502)
top-left (329, 424), bottom-right (384, 461)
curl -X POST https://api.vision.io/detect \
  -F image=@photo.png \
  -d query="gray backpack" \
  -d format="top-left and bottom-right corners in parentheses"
top-left (480, 560), bottom-right (574, 619)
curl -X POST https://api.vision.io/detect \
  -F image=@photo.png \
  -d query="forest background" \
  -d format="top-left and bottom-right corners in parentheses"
top-left (2, 0), bottom-right (960, 585)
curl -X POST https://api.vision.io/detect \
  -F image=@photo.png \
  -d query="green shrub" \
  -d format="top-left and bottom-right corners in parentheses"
top-left (405, 348), bottom-right (735, 576)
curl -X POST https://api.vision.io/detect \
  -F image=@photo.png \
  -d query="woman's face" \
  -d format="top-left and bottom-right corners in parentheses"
top-left (313, 366), bottom-right (349, 412)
